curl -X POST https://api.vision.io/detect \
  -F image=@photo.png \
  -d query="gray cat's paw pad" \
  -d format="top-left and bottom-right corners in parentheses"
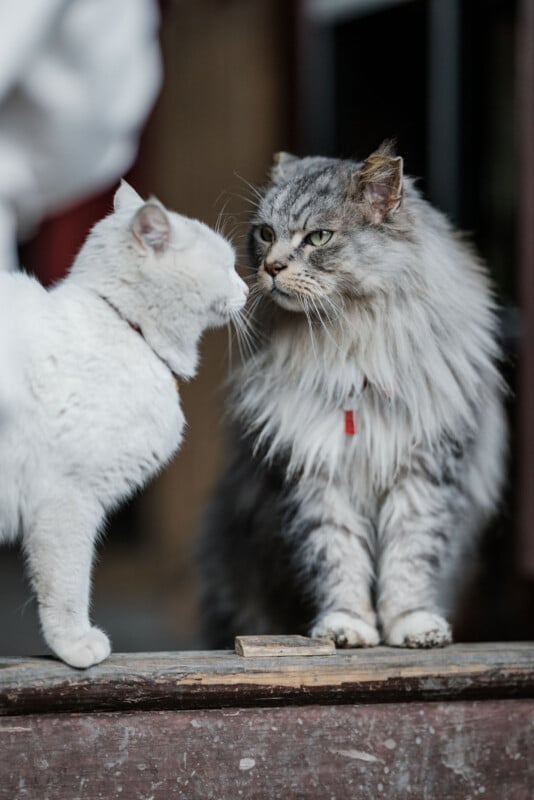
top-left (386, 611), bottom-right (452, 648)
top-left (54, 627), bottom-right (111, 669)
top-left (311, 611), bottom-right (380, 648)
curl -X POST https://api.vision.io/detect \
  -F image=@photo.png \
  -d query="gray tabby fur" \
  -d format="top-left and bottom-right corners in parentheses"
top-left (198, 143), bottom-right (506, 648)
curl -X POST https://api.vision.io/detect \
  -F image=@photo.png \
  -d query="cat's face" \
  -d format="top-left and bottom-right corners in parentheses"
top-left (249, 146), bottom-right (406, 313)
top-left (113, 181), bottom-right (248, 327)
top-left (163, 212), bottom-right (249, 327)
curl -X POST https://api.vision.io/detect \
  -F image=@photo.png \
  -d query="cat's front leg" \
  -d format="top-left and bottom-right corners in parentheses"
top-left (23, 493), bottom-right (111, 668)
top-left (291, 480), bottom-right (379, 647)
top-left (376, 470), bottom-right (466, 648)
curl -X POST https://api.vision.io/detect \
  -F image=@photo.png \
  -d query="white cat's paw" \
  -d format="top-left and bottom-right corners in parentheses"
top-left (385, 611), bottom-right (452, 648)
top-left (311, 611), bottom-right (380, 648)
top-left (54, 627), bottom-right (111, 669)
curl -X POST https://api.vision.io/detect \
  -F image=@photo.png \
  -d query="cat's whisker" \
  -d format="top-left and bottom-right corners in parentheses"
top-left (250, 291), bottom-right (269, 318)
top-left (317, 295), bottom-right (341, 327)
top-left (234, 172), bottom-right (264, 203)
top-left (309, 296), bottom-right (342, 352)
top-left (247, 294), bottom-right (264, 313)
top-left (300, 296), bottom-right (319, 363)
top-left (246, 282), bottom-right (263, 299)
top-left (219, 197), bottom-right (259, 225)
top-left (213, 192), bottom-right (231, 235)
top-left (320, 295), bottom-right (345, 331)
top-left (242, 285), bottom-right (264, 309)
top-left (233, 196), bottom-right (262, 215)
top-left (226, 321), bottom-right (236, 375)
top-left (239, 312), bottom-right (264, 351)
top-left (235, 326), bottom-right (259, 364)
top-left (230, 311), bottom-right (260, 362)
top-left (226, 223), bottom-right (245, 244)
top-left (228, 315), bottom-right (247, 363)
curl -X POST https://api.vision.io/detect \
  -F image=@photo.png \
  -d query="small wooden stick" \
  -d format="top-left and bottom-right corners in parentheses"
top-left (235, 635), bottom-right (336, 657)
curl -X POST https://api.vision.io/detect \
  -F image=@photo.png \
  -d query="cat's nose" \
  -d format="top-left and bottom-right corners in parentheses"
top-left (265, 261), bottom-right (287, 277)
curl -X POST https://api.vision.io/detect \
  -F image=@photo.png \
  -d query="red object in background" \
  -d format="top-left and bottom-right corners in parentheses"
top-left (23, 189), bottom-right (115, 287)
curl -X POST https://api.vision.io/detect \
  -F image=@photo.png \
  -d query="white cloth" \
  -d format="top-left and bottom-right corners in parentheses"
top-left (0, 0), bottom-right (162, 270)
top-left (0, 0), bottom-right (162, 413)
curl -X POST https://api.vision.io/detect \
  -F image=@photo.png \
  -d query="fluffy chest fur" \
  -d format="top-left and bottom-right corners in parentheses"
top-left (234, 285), bottom-right (499, 507)
top-left (236, 361), bottom-right (401, 509)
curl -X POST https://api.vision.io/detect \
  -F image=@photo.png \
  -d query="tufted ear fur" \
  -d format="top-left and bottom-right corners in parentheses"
top-left (356, 142), bottom-right (403, 224)
top-left (271, 151), bottom-right (300, 184)
top-left (131, 202), bottom-right (171, 255)
top-left (114, 179), bottom-right (143, 212)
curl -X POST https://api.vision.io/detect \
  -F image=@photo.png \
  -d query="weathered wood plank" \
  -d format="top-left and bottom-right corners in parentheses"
top-left (1, 700), bottom-right (533, 799)
top-left (1, 642), bottom-right (534, 716)
top-left (235, 634), bottom-right (336, 657)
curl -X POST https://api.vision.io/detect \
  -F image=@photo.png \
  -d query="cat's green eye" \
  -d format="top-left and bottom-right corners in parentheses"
top-left (258, 225), bottom-right (274, 243)
top-left (305, 230), bottom-right (333, 247)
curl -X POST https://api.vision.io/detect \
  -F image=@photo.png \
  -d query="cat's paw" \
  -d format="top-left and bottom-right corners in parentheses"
top-left (311, 611), bottom-right (380, 648)
top-left (385, 611), bottom-right (452, 648)
top-left (53, 627), bottom-right (111, 669)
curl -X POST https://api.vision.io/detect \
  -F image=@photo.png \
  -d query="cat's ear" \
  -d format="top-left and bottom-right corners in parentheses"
top-left (271, 151), bottom-right (300, 183)
top-left (131, 202), bottom-right (171, 255)
top-left (356, 143), bottom-right (403, 224)
top-left (114, 180), bottom-right (143, 212)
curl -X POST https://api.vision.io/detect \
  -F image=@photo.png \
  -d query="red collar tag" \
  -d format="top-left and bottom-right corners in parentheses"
top-left (344, 409), bottom-right (357, 435)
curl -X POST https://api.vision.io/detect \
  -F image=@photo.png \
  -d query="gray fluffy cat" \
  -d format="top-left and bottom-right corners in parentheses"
top-left (199, 143), bottom-right (506, 649)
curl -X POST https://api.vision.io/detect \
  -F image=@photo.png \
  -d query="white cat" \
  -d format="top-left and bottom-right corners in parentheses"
top-left (0, 181), bottom-right (248, 668)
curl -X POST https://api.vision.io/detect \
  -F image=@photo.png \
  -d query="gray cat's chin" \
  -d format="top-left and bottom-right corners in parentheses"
top-left (270, 291), bottom-right (302, 312)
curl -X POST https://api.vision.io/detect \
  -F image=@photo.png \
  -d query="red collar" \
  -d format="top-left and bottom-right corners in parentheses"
top-left (345, 377), bottom-right (369, 436)
top-left (98, 294), bottom-right (180, 391)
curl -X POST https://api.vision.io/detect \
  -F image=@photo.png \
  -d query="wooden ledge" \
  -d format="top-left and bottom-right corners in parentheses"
top-left (1, 642), bottom-right (533, 717)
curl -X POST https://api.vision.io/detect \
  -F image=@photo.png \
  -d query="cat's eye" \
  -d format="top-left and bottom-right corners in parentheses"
top-left (258, 225), bottom-right (274, 243)
top-left (305, 230), bottom-right (333, 247)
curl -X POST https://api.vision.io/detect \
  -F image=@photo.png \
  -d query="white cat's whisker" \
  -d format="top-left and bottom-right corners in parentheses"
top-left (226, 321), bottom-right (233, 375)
top-left (230, 312), bottom-right (259, 362)
top-left (238, 312), bottom-right (263, 352)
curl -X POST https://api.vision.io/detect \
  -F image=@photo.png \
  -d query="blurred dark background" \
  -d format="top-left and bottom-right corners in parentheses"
top-left (2, 0), bottom-right (533, 654)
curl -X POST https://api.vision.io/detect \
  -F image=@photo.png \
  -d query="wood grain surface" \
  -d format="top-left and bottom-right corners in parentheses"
top-left (1, 642), bottom-right (533, 716)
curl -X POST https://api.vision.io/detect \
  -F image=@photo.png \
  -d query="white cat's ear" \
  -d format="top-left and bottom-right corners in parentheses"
top-left (131, 202), bottom-right (171, 255)
top-left (114, 180), bottom-right (143, 212)
top-left (271, 151), bottom-right (300, 183)
top-left (357, 143), bottom-right (403, 224)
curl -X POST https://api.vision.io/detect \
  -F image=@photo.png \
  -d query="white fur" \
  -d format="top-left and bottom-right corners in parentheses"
top-left (0, 181), bottom-right (247, 667)
top-left (311, 611), bottom-right (380, 647)
top-left (385, 611), bottom-right (452, 648)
